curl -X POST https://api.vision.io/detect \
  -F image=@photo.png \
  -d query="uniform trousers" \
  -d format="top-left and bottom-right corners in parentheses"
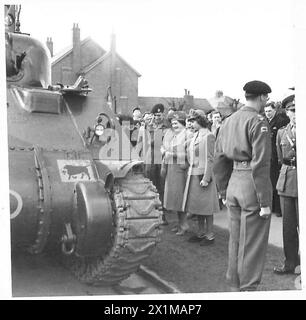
top-left (226, 169), bottom-right (271, 291)
top-left (270, 160), bottom-right (281, 214)
top-left (280, 196), bottom-right (300, 270)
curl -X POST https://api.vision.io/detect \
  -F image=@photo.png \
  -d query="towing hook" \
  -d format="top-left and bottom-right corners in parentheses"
top-left (61, 223), bottom-right (76, 255)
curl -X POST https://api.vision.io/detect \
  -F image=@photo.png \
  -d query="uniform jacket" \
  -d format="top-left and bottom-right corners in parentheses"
top-left (267, 111), bottom-right (290, 164)
top-left (276, 123), bottom-right (298, 197)
top-left (214, 106), bottom-right (272, 207)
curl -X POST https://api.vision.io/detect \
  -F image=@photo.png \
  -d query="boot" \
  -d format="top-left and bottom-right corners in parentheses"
top-left (161, 213), bottom-right (169, 225)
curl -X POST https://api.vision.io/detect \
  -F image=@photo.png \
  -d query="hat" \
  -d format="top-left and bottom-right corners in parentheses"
top-left (171, 111), bottom-right (187, 122)
top-left (151, 103), bottom-right (164, 114)
top-left (282, 94), bottom-right (295, 110)
top-left (243, 80), bottom-right (272, 96)
top-left (132, 107), bottom-right (141, 113)
top-left (187, 109), bottom-right (206, 120)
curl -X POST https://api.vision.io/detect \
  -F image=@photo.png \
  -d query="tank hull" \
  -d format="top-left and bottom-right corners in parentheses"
top-left (6, 14), bottom-right (163, 286)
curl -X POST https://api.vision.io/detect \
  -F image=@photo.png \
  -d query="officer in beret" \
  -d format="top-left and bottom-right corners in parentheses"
top-left (214, 80), bottom-right (273, 291)
top-left (273, 94), bottom-right (300, 275)
top-left (151, 103), bottom-right (165, 115)
top-left (137, 103), bottom-right (169, 224)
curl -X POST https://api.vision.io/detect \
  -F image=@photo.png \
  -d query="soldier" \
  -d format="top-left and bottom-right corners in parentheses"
top-left (214, 80), bottom-right (273, 291)
top-left (137, 104), bottom-right (169, 224)
top-left (273, 94), bottom-right (300, 275)
top-left (264, 102), bottom-right (290, 216)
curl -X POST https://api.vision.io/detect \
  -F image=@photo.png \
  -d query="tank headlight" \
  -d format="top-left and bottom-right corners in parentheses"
top-left (5, 14), bottom-right (14, 27)
top-left (95, 124), bottom-right (104, 136)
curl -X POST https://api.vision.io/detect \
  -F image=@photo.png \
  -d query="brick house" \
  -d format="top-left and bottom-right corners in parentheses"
top-left (49, 24), bottom-right (141, 117)
top-left (47, 24), bottom-right (213, 125)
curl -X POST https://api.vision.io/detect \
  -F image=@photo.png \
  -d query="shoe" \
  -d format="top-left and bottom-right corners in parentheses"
top-left (176, 229), bottom-right (187, 236)
top-left (188, 234), bottom-right (206, 243)
top-left (161, 215), bottom-right (169, 225)
top-left (218, 199), bottom-right (224, 210)
top-left (171, 227), bottom-right (179, 232)
top-left (187, 214), bottom-right (197, 220)
top-left (275, 212), bottom-right (282, 217)
top-left (295, 265), bottom-right (301, 275)
top-left (273, 265), bottom-right (295, 275)
top-left (200, 237), bottom-right (215, 246)
top-left (240, 286), bottom-right (257, 292)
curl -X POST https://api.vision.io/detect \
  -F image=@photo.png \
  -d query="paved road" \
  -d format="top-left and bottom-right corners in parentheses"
top-left (11, 251), bottom-right (170, 298)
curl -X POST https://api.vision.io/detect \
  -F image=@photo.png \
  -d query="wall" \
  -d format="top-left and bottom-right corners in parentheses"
top-left (52, 54), bottom-right (73, 85)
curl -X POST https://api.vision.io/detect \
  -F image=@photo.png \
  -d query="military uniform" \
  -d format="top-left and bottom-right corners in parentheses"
top-left (137, 104), bottom-right (169, 208)
top-left (214, 80), bottom-right (272, 291)
top-left (266, 111), bottom-right (290, 214)
top-left (274, 94), bottom-right (299, 274)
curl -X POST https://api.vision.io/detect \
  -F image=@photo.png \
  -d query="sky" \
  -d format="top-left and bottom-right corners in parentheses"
top-left (6, 0), bottom-right (298, 102)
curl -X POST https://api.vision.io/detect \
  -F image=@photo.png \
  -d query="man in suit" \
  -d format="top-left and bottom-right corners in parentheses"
top-left (264, 102), bottom-right (290, 216)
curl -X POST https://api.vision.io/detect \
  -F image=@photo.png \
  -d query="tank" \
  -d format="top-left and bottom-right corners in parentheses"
top-left (6, 5), bottom-right (162, 286)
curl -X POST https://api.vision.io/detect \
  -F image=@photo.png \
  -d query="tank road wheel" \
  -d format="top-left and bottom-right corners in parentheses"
top-left (65, 172), bottom-right (163, 286)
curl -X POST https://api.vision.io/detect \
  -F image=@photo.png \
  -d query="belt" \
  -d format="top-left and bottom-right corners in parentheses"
top-left (282, 159), bottom-right (297, 167)
top-left (233, 160), bottom-right (251, 170)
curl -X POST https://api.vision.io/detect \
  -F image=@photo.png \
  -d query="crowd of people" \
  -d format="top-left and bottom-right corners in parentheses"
top-left (121, 80), bottom-right (299, 292)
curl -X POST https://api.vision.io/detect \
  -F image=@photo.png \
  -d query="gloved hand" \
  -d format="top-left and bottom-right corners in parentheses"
top-left (200, 179), bottom-right (209, 187)
top-left (259, 206), bottom-right (271, 219)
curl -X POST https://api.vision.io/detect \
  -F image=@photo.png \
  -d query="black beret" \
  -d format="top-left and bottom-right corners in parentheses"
top-left (243, 80), bottom-right (272, 95)
top-left (282, 94), bottom-right (295, 109)
top-left (151, 103), bottom-right (164, 114)
top-left (132, 107), bottom-right (140, 113)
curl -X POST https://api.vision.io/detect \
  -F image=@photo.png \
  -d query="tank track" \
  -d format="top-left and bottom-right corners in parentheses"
top-left (66, 172), bottom-right (163, 286)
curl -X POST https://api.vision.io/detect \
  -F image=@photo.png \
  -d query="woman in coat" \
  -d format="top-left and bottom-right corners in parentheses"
top-left (161, 111), bottom-right (189, 235)
top-left (182, 109), bottom-right (219, 245)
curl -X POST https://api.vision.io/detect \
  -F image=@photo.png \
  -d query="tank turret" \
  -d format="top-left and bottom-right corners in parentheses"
top-left (6, 5), bottom-right (162, 286)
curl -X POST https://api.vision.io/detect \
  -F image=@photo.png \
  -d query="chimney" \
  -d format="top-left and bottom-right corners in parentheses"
top-left (72, 23), bottom-right (81, 74)
top-left (110, 32), bottom-right (116, 54)
top-left (46, 37), bottom-right (53, 57)
top-left (183, 89), bottom-right (194, 111)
